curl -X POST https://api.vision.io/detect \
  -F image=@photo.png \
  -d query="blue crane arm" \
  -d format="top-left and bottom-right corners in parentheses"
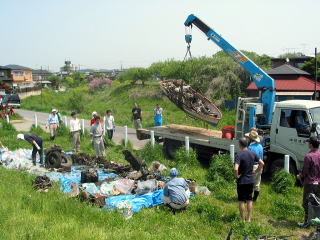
top-left (184, 14), bottom-right (275, 125)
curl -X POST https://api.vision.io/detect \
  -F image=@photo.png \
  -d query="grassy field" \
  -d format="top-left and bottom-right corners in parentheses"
top-left (0, 120), bottom-right (313, 240)
top-left (21, 82), bottom-right (236, 129)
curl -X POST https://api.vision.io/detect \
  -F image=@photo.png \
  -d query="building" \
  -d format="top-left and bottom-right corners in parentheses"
top-left (271, 56), bottom-right (313, 69)
top-left (247, 64), bottom-right (320, 101)
top-left (0, 66), bottom-right (13, 83)
top-left (5, 64), bottom-right (34, 89)
top-left (32, 69), bottom-right (53, 81)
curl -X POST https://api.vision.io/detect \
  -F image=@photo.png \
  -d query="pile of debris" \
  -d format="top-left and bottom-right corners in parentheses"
top-left (160, 79), bottom-right (222, 126)
top-left (71, 152), bottom-right (105, 166)
top-left (32, 175), bottom-right (54, 192)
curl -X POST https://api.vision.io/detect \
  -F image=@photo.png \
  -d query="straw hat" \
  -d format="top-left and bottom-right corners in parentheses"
top-left (245, 130), bottom-right (260, 142)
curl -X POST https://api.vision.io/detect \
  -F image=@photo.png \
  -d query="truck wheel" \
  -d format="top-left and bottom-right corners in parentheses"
top-left (163, 139), bottom-right (183, 159)
top-left (60, 153), bottom-right (72, 168)
top-left (269, 158), bottom-right (297, 176)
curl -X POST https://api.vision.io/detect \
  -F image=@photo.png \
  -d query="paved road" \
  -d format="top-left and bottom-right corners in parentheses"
top-left (15, 109), bottom-right (148, 149)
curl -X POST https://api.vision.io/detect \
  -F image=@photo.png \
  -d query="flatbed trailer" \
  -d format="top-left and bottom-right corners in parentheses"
top-left (137, 124), bottom-right (238, 164)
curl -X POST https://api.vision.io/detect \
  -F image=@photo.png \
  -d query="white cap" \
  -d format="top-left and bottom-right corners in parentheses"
top-left (17, 134), bottom-right (24, 140)
top-left (92, 111), bottom-right (97, 117)
top-left (52, 109), bottom-right (57, 112)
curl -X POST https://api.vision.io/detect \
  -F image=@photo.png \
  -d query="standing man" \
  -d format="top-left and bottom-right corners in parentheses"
top-left (105, 110), bottom-right (115, 140)
top-left (246, 130), bottom-right (264, 201)
top-left (132, 103), bottom-right (142, 129)
top-left (234, 137), bottom-right (264, 222)
top-left (90, 116), bottom-right (105, 157)
top-left (297, 136), bottom-right (320, 228)
top-left (162, 168), bottom-right (190, 210)
top-left (69, 111), bottom-right (81, 152)
top-left (46, 109), bottom-right (60, 141)
top-left (153, 104), bottom-right (163, 126)
top-left (17, 133), bottom-right (43, 166)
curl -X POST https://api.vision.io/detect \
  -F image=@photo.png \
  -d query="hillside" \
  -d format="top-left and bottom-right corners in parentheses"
top-left (22, 81), bottom-right (236, 129)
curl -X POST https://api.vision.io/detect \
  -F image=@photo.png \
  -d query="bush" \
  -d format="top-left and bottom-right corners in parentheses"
top-left (56, 123), bottom-right (69, 137)
top-left (68, 87), bottom-right (88, 113)
top-left (175, 147), bottom-right (198, 166)
top-left (138, 141), bottom-right (164, 164)
top-left (30, 124), bottom-right (45, 135)
top-left (1, 120), bottom-right (16, 131)
top-left (207, 154), bottom-right (234, 182)
top-left (89, 77), bottom-right (112, 90)
top-left (271, 170), bottom-right (295, 195)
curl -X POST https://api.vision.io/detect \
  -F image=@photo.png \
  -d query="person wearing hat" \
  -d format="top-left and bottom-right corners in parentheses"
top-left (69, 111), bottom-right (81, 152)
top-left (245, 130), bottom-right (264, 202)
top-left (297, 136), bottom-right (320, 228)
top-left (162, 168), bottom-right (190, 210)
top-left (17, 133), bottom-right (43, 166)
top-left (46, 109), bottom-right (60, 141)
top-left (90, 111), bottom-right (98, 126)
top-left (90, 115), bottom-right (105, 157)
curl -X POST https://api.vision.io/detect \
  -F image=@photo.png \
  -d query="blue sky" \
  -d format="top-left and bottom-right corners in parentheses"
top-left (0, 0), bottom-right (319, 71)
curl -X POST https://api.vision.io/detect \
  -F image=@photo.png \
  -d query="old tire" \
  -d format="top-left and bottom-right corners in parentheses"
top-left (60, 153), bottom-right (72, 168)
top-left (45, 152), bottom-right (62, 168)
top-left (163, 139), bottom-right (183, 159)
top-left (269, 158), bottom-right (297, 177)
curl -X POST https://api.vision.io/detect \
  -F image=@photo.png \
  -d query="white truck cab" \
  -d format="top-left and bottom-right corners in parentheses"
top-left (269, 100), bottom-right (320, 172)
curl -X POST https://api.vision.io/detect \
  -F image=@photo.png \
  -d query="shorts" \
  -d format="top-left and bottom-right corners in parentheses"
top-left (237, 183), bottom-right (254, 202)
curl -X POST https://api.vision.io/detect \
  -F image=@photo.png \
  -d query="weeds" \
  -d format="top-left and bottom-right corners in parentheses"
top-left (271, 170), bottom-right (295, 195)
top-left (175, 147), bottom-right (198, 167)
top-left (207, 154), bottom-right (234, 182)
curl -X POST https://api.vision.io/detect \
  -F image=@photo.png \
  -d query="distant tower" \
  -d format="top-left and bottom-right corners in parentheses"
top-left (65, 61), bottom-right (72, 72)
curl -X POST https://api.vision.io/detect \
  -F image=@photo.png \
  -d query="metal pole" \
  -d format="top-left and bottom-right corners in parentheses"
top-left (124, 125), bottom-right (128, 147)
top-left (103, 116), bottom-right (106, 136)
top-left (185, 136), bottom-right (190, 156)
top-left (284, 155), bottom-right (290, 173)
top-left (6, 114), bottom-right (9, 124)
top-left (34, 113), bottom-right (38, 128)
top-left (82, 119), bottom-right (85, 134)
top-left (230, 144), bottom-right (235, 163)
top-left (64, 116), bottom-right (67, 127)
top-left (150, 130), bottom-right (155, 147)
top-left (315, 47), bottom-right (318, 100)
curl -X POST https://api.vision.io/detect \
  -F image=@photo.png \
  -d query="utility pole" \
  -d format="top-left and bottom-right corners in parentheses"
top-left (40, 66), bottom-right (43, 105)
top-left (315, 47), bottom-right (318, 100)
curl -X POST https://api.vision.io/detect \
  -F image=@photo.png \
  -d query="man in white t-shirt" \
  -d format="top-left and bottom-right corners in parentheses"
top-left (105, 110), bottom-right (115, 140)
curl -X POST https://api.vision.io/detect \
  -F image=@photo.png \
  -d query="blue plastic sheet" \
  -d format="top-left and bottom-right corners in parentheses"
top-left (104, 190), bottom-right (164, 212)
top-left (44, 166), bottom-right (118, 193)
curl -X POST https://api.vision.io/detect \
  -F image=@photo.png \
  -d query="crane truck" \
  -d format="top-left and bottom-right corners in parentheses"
top-left (137, 14), bottom-right (320, 174)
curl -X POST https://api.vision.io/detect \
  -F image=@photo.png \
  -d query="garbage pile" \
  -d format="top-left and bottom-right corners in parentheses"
top-left (33, 175), bottom-right (53, 192)
top-left (0, 147), bottom-right (210, 218)
top-left (160, 79), bottom-right (222, 126)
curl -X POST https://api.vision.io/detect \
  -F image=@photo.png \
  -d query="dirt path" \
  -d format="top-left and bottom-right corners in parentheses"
top-left (14, 109), bottom-right (148, 150)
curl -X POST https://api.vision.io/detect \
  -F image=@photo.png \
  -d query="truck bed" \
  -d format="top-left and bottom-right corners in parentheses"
top-left (137, 124), bottom-right (234, 150)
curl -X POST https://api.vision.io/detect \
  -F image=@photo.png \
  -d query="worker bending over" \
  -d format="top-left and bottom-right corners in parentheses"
top-left (162, 168), bottom-right (190, 210)
top-left (17, 133), bottom-right (43, 166)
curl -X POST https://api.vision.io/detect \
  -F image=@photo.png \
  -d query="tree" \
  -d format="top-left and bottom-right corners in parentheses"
top-left (278, 52), bottom-right (305, 58)
top-left (301, 57), bottom-right (320, 79)
top-left (117, 67), bottom-right (151, 85)
top-left (47, 75), bottom-right (61, 89)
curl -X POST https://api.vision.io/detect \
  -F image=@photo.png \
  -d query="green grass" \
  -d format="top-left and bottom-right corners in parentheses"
top-left (21, 81), bottom-right (236, 130)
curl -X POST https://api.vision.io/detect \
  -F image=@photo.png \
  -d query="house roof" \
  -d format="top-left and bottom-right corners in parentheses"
top-left (0, 66), bottom-right (11, 70)
top-left (32, 69), bottom-right (52, 74)
top-left (5, 64), bottom-right (32, 70)
top-left (266, 64), bottom-right (310, 75)
top-left (247, 76), bottom-right (320, 91)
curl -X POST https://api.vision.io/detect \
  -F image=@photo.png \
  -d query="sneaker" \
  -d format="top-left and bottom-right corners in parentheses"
top-left (298, 222), bottom-right (310, 228)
